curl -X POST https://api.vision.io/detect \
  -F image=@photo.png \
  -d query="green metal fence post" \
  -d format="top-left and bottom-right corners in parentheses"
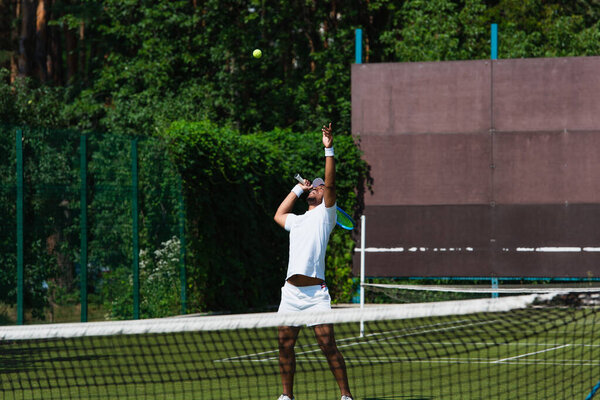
top-left (491, 23), bottom-right (498, 299)
top-left (178, 175), bottom-right (187, 315)
top-left (491, 277), bottom-right (499, 299)
top-left (355, 28), bottom-right (362, 64)
top-left (16, 129), bottom-right (24, 325)
top-left (491, 23), bottom-right (498, 60)
top-left (80, 133), bottom-right (88, 322)
top-left (131, 139), bottom-right (140, 319)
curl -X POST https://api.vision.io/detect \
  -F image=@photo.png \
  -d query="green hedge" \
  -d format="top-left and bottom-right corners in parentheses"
top-left (165, 120), bottom-right (368, 312)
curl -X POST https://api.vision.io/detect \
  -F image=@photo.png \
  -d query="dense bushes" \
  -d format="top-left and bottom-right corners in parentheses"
top-left (165, 120), bottom-right (367, 311)
top-left (2, 0), bottom-right (600, 319)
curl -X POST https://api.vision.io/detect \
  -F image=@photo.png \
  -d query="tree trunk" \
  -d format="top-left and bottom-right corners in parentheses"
top-left (78, 21), bottom-right (85, 82)
top-left (17, 0), bottom-right (36, 78)
top-left (65, 26), bottom-right (77, 82)
top-left (47, 0), bottom-right (64, 85)
top-left (35, 0), bottom-right (48, 81)
top-left (0, 1), bottom-right (11, 71)
top-left (10, 0), bottom-right (21, 82)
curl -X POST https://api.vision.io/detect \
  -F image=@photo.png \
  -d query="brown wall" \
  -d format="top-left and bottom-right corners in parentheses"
top-left (351, 57), bottom-right (600, 278)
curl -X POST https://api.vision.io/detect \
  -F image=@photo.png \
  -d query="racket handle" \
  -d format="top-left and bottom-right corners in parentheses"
top-left (294, 174), bottom-right (304, 184)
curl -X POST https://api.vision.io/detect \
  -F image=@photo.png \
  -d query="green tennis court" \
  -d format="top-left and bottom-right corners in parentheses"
top-left (1, 304), bottom-right (598, 399)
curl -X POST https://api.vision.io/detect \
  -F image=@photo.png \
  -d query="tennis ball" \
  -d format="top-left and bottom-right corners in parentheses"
top-left (252, 49), bottom-right (262, 59)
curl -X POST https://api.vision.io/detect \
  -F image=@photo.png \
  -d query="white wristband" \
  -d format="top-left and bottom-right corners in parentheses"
top-left (291, 184), bottom-right (304, 198)
top-left (324, 146), bottom-right (334, 157)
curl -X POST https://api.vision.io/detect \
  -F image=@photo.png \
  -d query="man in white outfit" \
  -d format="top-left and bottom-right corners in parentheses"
top-left (273, 123), bottom-right (353, 400)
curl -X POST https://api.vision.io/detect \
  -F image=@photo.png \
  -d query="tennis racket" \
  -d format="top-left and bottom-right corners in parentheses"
top-left (294, 174), bottom-right (355, 230)
top-left (334, 206), bottom-right (355, 230)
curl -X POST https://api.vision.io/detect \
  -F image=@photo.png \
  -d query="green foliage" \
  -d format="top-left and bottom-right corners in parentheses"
top-left (0, 124), bottom-right (81, 318)
top-left (0, 70), bottom-right (68, 128)
top-left (139, 237), bottom-right (182, 318)
top-left (165, 119), bottom-right (367, 311)
top-left (3, 1), bottom-right (600, 137)
top-left (0, 123), bottom-right (181, 320)
top-left (89, 135), bottom-right (182, 319)
top-left (2, 0), bottom-right (600, 318)
top-left (0, 124), bottom-right (17, 308)
top-left (487, 0), bottom-right (600, 58)
top-left (376, 0), bottom-right (600, 62)
top-left (380, 0), bottom-right (489, 61)
top-left (49, 1), bottom-right (380, 135)
top-left (105, 237), bottom-right (182, 319)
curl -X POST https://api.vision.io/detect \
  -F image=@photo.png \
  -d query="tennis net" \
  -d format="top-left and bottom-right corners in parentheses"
top-left (1, 290), bottom-right (599, 399)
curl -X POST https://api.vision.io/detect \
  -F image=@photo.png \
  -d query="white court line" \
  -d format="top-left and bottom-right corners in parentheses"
top-left (214, 318), bottom-right (490, 362)
top-left (214, 317), bottom-right (598, 365)
top-left (354, 246), bottom-right (600, 253)
top-left (214, 318), bottom-right (500, 363)
top-left (342, 357), bottom-right (600, 367)
top-left (219, 355), bottom-right (600, 367)
top-left (332, 319), bottom-right (501, 355)
top-left (376, 340), bottom-right (600, 347)
top-left (493, 344), bottom-right (571, 363)
top-left (215, 337), bottom-right (598, 366)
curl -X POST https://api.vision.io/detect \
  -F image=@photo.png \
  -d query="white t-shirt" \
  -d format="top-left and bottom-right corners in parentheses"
top-left (284, 202), bottom-right (337, 281)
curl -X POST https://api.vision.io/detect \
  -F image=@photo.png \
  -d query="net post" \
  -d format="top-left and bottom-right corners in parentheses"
top-left (491, 277), bottom-right (499, 298)
top-left (16, 128), bottom-right (24, 325)
top-left (360, 214), bottom-right (366, 337)
top-left (131, 138), bottom-right (140, 320)
top-left (80, 133), bottom-right (88, 322)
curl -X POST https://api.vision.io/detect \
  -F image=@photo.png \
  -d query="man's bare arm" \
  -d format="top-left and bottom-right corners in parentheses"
top-left (274, 179), bottom-right (311, 228)
top-left (322, 123), bottom-right (336, 208)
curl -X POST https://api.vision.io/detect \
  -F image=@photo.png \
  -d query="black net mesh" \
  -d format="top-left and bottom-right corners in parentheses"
top-left (1, 293), bottom-right (599, 399)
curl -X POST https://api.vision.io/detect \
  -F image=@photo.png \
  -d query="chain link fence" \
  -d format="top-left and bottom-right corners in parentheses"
top-left (0, 124), bottom-right (186, 324)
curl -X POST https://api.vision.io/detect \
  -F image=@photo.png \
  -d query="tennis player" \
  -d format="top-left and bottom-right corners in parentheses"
top-left (273, 123), bottom-right (353, 400)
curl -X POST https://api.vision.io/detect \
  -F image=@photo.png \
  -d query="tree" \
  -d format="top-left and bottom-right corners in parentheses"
top-left (486, 0), bottom-right (600, 58)
top-left (1, 0), bottom-right (600, 317)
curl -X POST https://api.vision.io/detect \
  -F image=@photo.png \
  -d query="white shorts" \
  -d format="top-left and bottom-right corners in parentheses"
top-left (278, 281), bottom-right (331, 317)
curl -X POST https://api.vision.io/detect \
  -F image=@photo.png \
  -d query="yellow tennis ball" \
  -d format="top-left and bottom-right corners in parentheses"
top-left (252, 49), bottom-right (262, 59)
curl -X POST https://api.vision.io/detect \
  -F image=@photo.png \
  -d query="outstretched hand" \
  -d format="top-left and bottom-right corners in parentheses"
top-left (322, 123), bottom-right (333, 148)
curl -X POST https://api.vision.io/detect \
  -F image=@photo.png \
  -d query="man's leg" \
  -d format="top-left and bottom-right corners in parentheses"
top-left (278, 325), bottom-right (301, 398)
top-left (313, 324), bottom-right (353, 398)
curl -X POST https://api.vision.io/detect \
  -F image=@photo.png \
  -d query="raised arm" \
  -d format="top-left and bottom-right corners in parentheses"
top-left (322, 123), bottom-right (336, 208)
top-left (274, 178), bottom-right (311, 228)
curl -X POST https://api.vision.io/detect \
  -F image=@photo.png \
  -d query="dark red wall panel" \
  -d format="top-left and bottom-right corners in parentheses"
top-left (351, 57), bottom-right (600, 278)
top-left (359, 133), bottom-right (491, 206)
top-left (493, 130), bottom-right (600, 204)
top-left (493, 57), bottom-right (600, 132)
top-left (351, 61), bottom-right (491, 135)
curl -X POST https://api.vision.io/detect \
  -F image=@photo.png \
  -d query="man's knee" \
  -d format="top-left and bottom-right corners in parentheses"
top-left (314, 328), bottom-right (338, 355)
top-left (318, 337), bottom-right (338, 355)
top-left (278, 327), bottom-right (299, 351)
top-left (279, 338), bottom-right (296, 352)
